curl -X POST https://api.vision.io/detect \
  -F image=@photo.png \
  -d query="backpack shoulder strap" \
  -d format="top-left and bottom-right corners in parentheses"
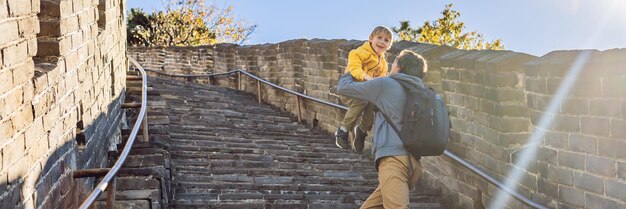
top-left (380, 111), bottom-right (401, 138)
top-left (379, 77), bottom-right (412, 138)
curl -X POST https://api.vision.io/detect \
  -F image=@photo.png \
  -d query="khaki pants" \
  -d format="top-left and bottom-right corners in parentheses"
top-left (360, 155), bottom-right (421, 209)
top-left (340, 96), bottom-right (374, 132)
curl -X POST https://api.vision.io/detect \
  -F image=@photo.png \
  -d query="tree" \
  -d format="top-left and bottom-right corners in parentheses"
top-left (127, 0), bottom-right (256, 47)
top-left (393, 4), bottom-right (503, 50)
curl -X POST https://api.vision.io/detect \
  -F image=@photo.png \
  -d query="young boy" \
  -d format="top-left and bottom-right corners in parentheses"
top-left (336, 26), bottom-right (393, 152)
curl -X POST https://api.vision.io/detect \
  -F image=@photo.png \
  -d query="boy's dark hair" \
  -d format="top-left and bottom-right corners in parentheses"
top-left (397, 50), bottom-right (428, 78)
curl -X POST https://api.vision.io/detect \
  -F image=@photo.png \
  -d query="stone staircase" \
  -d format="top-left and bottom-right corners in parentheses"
top-left (116, 75), bottom-right (442, 209)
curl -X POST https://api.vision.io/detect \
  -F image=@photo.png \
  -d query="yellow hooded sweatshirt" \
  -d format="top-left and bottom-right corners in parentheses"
top-left (344, 41), bottom-right (388, 82)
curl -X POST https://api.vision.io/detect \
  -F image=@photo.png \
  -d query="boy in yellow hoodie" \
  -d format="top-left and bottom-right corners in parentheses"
top-left (336, 26), bottom-right (393, 152)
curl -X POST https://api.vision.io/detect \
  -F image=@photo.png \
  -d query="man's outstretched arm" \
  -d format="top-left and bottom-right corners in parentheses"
top-left (336, 73), bottom-right (382, 104)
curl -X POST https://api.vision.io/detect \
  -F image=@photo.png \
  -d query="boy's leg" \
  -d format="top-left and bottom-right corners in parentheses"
top-left (353, 104), bottom-right (374, 152)
top-left (336, 96), bottom-right (368, 149)
top-left (339, 96), bottom-right (368, 130)
top-left (358, 103), bottom-right (375, 131)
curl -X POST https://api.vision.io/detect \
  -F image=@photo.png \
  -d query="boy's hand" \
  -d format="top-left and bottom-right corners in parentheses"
top-left (364, 75), bottom-right (373, 81)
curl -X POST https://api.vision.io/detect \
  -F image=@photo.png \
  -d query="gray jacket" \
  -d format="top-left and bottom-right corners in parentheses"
top-left (337, 73), bottom-right (424, 164)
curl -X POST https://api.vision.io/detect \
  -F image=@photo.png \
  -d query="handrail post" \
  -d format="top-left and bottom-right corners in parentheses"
top-left (296, 95), bottom-right (302, 123)
top-left (106, 177), bottom-right (116, 209)
top-left (237, 71), bottom-right (242, 90)
top-left (141, 112), bottom-right (149, 142)
top-left (257, 80), bottom-right (261, 103)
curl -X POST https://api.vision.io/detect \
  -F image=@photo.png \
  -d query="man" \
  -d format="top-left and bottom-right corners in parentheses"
top-left (337, 50), bottom-right (428, 209)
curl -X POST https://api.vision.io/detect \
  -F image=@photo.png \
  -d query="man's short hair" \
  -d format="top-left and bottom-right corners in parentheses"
top-left (397, 50), bottom-right (427, 78)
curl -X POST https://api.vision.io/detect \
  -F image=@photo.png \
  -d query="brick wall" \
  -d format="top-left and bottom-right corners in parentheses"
top-left (129, 40), bottom-right (626, 209)
top-left (523, 50), bottom-right (626, 209)
top-left (0, 0), bottom-right (127, 208)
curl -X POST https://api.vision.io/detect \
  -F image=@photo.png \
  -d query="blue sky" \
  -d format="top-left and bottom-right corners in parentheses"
top-left (127, 0), bottom-right (626, 57)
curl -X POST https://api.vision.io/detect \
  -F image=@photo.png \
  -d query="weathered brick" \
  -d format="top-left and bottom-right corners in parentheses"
top-left (537, 177), bottom-right (558, 198)
top-left (0, 69), bottom-right (12, 95)
top-left (573, 172), bottom-right (604, 194)
top-left (28, 132), bottom-right (49, 161)
top-left (605, 179), bottom-right (626, 200)
top-left (558, 151), bottom-right (585, 170)
top-left (12, 60), bottom-right (35, 86)
top-left (43, 105), bottom-right (60, 130)
top-left (40, 0), bottom-right (60, 17)
top-left (2, 41), bottom-right (28, 68)
top-left (12, 105), bottom-right (33, 131)
top-left (585, 193), bottom-right (621, 209)
top-left (78, 9), bottom-right (95, 28)
top-left (18, 15), bottom-right (39, 36)
top-left (7, 0), bottom-right (31, 16)
top-left (589, 99), bottom-right (622, 117)
top-left (568, 133), bottom-right (597, 154)
top-left (7, 153), bottom-right (29, 182)
top-left (0, 0), bottom-right (8, 19)
top-left (526, 93), bottom-right (550, 112)
top-left (71, 31), bottom-right (83, 51)
top-left (570, 77), bottom-right (603, 97)
top-left (548, 166), bottom-right (573, 186)
top-left (492, 72), bottom-right (520, 87)
top-left (48, 122), bottom-right (64, 147)
top-left (618, 162), bottom-right (626, 180)
top-left (72, 0), bottom-right (84, 12)
top-left (39, 19), bottom-right (62, 37)
top-left (543, 131), bottom-right (568, 149)
top-left (585, 155), bottom-right (616, 177)
top-left (0, 20), bottom-right (18, 45)
top-left (31, 0), bottom-right (40, 13)
top-left (26, 37), bottom-right (37, 57)
top-left (2, 135), bottom-right (25, 167)
top-left (610, 119), bottom-right (626, 138)
top-left (0, 118), bottom-right (13, 140)
top-left (560, 98), bottom-right (588, 115)
top-left (37, 40), bottom-right (61, 57)
top-left (59, 0), bottom-right (74, 18)
top-left (601, 76), bottom-right (626, 97)
top-left (31, 91), bottom-right (51, 118)
top-left (60, 15), bottom-right (79, 35)
top-left (494, 103), bottom-right (526, 117)
top-left (525, 77), bottom-right (546, 94)
top-left (598, 137), bottom-right (626, 159)
top-left (59, 37), bottom-right (72, 55)
top-left (490, 117), bottom-right (529, 132)
top-left (21, 80), bottom-right (33, 105)
top-left (559, 186), bottom-right (585, 207)
top-left (553, 115), bottom-right (580, 132)
top-left (24, 117), bottom-right (44, 146)
top-left (64, 51), bottom-right (79, 70)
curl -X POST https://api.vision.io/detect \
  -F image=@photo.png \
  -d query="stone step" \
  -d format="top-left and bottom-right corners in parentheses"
top-left (134, 76), bottom-right (443, 208)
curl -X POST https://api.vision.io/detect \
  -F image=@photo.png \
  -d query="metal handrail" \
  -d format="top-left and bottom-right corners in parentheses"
top-left (77, 58), bottom-right (149, 208)
top-left (142, 68), bottom-right (547, 209)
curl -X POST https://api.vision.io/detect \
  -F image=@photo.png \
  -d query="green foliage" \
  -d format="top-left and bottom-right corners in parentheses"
top-left (127, 0), bottom-right (256, 47)
top-left (393, 4), bottom-right (504, 50)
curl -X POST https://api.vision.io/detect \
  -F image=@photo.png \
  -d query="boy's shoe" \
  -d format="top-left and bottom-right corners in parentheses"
top-left (354, 126), bottom-right (367, 152)
top-left (335, 128), bottom-right (349, 149)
